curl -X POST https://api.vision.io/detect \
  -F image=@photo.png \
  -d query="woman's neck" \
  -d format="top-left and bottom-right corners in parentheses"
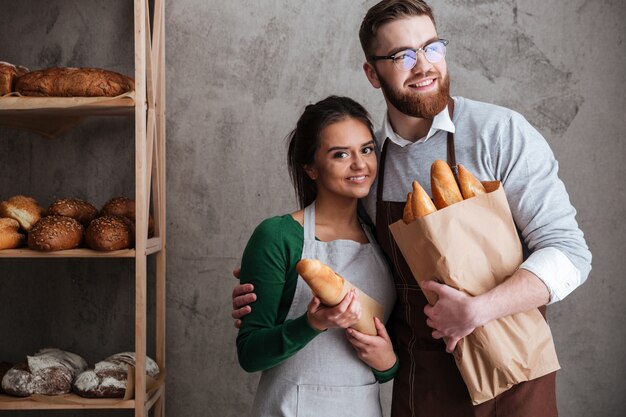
top-left (312, 194), bottom-right (367, 243)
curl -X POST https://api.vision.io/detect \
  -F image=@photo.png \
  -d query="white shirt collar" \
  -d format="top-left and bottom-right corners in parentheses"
top-left (377, 104), bottom-right (456, 148)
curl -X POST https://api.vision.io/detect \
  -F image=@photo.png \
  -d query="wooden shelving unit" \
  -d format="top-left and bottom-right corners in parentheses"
top-left (0, 0), bottom-right (166, 416)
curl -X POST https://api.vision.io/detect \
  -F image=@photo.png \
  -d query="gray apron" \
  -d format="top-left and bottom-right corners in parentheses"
top-left (251, 202), bottom-right (396, 417)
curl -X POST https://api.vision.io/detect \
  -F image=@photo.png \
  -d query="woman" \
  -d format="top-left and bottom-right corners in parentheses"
top-left (237, 96), bottom-right (397, 417)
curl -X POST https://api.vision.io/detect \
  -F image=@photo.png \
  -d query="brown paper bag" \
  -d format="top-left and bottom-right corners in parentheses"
top-left (389, 181), bottom-right (560, 405)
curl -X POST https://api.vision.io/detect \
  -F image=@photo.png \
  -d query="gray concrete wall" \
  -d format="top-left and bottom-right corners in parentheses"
top-left (0, 0), bottom-right (624, 416)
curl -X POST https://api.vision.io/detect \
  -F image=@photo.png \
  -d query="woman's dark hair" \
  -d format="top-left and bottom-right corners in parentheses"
top-left (287, 95), bottom-right (375, 209)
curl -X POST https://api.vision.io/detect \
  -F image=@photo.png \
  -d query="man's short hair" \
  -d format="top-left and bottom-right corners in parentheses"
top-left (359, 0), bottom-right (436, 60)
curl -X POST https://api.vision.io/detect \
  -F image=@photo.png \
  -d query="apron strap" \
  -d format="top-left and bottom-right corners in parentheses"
top-left (446, 98), bottom-right (458, 182)
top-left (303, 202), bottom-right (316, 241)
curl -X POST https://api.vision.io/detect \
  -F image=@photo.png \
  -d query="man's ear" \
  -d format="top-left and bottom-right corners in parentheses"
top-left (363, 62), bottom-right (381, 89)
top-left (303, 164), bottom-right (318, 181)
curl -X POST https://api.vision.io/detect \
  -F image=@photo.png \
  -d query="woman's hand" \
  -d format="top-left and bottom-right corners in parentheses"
top-left (307, 289), bottom-right (362, 331)
top-left (346, 317), bottom-right (396, 371)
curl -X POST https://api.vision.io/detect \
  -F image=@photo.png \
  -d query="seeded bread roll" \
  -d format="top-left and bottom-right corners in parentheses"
top-left (85, 215), bottom-right (133, 251)
top-left (0, 218), bottom-right (25, 249)
top-left (73, 352), bottom-right (160, 398)
top-left (47, 198), bottom-right (98, 228)
top-left (101, 197), bottom-right (154, 238)
top-left (101, 197), bottom-right (136, 220)
top-left (15, 67), bottom-right (134, 97)
top-left (28, 215), bottom-right (84, 251)
top-left (0, 195), bottom-right (44, 232)
top-left (0, 61), bottom-right (29, 95)
top-left (1, 348), bottom-right (87, 397)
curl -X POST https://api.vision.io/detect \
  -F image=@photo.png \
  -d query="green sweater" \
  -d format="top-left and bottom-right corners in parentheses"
top-left (236, 214), bottom-right (397, 383)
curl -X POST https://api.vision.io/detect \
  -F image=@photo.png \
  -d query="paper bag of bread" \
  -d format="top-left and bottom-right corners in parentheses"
top-left (296, 258), bottom-right (384, 336)
top-left (390, 160), bottom-right (559, 405)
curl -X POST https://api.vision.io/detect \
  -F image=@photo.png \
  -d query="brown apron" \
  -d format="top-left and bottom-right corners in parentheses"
top-left (374, 103), bottom-right (558, 417)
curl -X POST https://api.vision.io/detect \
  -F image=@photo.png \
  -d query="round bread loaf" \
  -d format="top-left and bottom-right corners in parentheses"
top-left (73, 352), bottom-right (160, 398)
top-left (0, 218), bottom-right (25, 250)
top-left (85, 215), bottom-right (132, 251)
top-left (1, 348), bottom-right (87, 397)
top-left (101, 197), bottom-right (136, 220)
top-left (47, 198), bottom-right (98, 227)
top-left (101, 197), bottom-right (154, 237)
top-left (28, 215), bottom-right (84, 251)
top-left (0, 195), bottom-right (43, 232)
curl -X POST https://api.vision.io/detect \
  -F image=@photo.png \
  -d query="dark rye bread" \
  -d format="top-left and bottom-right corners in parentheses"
top-left (15, 67), bottom-right (134, 97)
top-left (1, 348), bottom-right (87, 397)
top-left (73, 352), bottom-right (160, 398)
top-left (28, 215), bottom-right (84, 251)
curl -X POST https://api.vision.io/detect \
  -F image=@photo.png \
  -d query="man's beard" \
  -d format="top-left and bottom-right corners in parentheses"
top-left (379, 70), bottom-right (450, 119)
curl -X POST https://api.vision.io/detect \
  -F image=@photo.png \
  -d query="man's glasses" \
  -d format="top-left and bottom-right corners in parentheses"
top-left (370, 39), bottom-right (449, 71)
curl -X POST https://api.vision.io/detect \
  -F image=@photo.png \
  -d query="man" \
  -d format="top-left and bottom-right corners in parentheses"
top-left (232, 1), bottom-right (591, 416)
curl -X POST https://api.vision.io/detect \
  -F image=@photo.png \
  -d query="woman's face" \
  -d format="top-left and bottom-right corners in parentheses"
top-left (305, 117), bottom-right (377, 201)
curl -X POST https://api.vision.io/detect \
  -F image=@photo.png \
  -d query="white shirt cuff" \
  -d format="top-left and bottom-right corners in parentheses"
top-left (519, 247), bottom-right (582, 304)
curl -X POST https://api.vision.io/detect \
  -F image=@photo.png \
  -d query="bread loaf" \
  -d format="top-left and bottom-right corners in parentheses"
top-left (458, 164), bottom-right (486, 199)
top-left (28, 215), bottom-right (84, 251)
top-left (101, 197), bottom-right (154, 238)
top-left (296, 258), bottom-right (347, 306)
top-left (0, 218), bottom-right (25, 250)
top-left (1, 348), bottom-right (87, 397)
top-left (15, 67), bottom-right (134, 97)
top-left (403, 180), bottom-right (437, 223)
top-left (73, 352), bottom-right (160, 398)
top-left (85, 215), bottom-right (132, 251)
top-left (47, 198), bottom-right (98, 228)
top-left (0, 195), bottom-right (43, 232)
top-left (431, 160), bottom-right (463, 209)
top-left (296, 258), bottom-right (384, 336)
top-left (0, 61), bottom-right (29, 95)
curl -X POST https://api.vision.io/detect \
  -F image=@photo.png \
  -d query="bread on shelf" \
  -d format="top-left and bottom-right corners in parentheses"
top-left (1, 348), bottom-right (87, 397)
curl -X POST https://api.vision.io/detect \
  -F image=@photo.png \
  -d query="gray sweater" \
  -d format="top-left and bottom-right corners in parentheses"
top-left (364, 96), bottom-right (591, 303)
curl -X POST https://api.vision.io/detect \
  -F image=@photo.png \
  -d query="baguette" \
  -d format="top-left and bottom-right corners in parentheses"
top-left (296, 258), bottom-right (384, 335)
top-left (296, 258), bottom-right (347, 306)
top-left (431, 160), bottom-right (463, 209)
top-left (458, 164), bottom-right (486, 199)
top-left (402, 180), bottom-right (438, 223)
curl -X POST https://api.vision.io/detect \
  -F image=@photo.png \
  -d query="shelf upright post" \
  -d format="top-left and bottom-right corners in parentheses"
top-left (134, 0), bottom-right (148, 416)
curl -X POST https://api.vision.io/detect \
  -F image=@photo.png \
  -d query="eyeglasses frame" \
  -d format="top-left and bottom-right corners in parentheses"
top-left (369, 39), bottom-right (449, 69)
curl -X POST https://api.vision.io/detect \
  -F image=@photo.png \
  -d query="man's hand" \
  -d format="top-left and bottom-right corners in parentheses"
top-left (346, 317), bottom-right (396, 372)
top-left (232, 267), bottom-right (256, 329)
top-left (421, 280), bottom-right (482, 353)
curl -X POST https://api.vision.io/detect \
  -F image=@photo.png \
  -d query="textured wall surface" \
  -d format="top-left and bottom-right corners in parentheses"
top-left (1, 0), bottom-right (625, 416)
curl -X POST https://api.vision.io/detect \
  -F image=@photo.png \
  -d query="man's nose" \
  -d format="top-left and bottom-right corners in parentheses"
top-left (411, 51), bottom-right (434, 75)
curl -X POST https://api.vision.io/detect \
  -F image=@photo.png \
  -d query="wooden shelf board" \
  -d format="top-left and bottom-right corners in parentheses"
top-left (0, 248), bottom-right (136, 258)
top-left (0, 95), bottom-right (135, 117)
top-left (0, 388), bottom-right (163, 410)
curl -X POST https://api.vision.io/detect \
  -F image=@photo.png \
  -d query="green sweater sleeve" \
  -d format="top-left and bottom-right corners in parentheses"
top-left (236, 215), bottom-right (322, 373)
